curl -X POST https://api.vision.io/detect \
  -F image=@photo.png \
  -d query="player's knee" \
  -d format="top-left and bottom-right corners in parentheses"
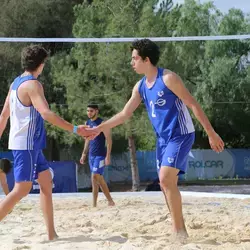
top-left (38, 180), bottom-right (52, 196)
top-left (159, 180), bottom-right (168, 190)
top-left (159, 176), bottom-right (176, 190)
top-left (159, 167), bottom-right (179, 190)
top-left (37, 171), bottom-right (53, 196)
top-left (39, 182), bottom-right (52, 196)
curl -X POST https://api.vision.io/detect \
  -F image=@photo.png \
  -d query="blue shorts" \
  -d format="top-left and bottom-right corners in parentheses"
top-left (89, 155), bottom-right (105, 175)
top-left (156, 132), bottom-right (195, 175)
top-left (12, 150), bottom-right (50, 182)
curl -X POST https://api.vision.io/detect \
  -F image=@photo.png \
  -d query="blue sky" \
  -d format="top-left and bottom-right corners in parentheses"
top-left (174, 0), bottom-right (250, 13)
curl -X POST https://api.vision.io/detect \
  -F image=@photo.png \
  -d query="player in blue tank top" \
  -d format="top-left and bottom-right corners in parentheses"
top-left (0, 45), bottom-right (95, 240)
top-left (88, 39), bottom-right (224, 239)
top-left (80, 104), bottom-right (115, 207)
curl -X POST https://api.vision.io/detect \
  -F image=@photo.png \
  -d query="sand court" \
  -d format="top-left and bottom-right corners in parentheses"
top-left (1, 191), bottom-right (250, 250)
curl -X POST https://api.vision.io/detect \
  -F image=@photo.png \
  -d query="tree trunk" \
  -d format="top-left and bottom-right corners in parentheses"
top-left (128, 135), bottom-right (140, 191)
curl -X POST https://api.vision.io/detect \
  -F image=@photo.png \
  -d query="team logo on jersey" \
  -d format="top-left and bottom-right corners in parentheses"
top-left (155, 98), bottom-right (166, 106)
top-left (158, 91), bottom-right (164, 97)
top-left (167, 157), bottom-right (174, 164)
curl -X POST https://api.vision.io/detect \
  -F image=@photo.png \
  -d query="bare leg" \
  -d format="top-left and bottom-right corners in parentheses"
top-left (159, 167), bottom-right (187, 237)
top-left (0, 182), bottom-right (31, 221)
top-left (38, 170), bottom-right (57, 240)
top-left (92, 174), bottom-right (99, 207)
top-left (160, 186), bottom-right (171, 213)
top-left (97, 175), bottom-right (115, 206)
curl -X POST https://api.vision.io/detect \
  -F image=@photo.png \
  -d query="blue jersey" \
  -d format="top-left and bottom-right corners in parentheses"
top-left (86, 117), bottom-right (106, 157)
top-left (138, 68), bottom-right (195, 143)
top-left (8, 75), bottom-right (46, 150)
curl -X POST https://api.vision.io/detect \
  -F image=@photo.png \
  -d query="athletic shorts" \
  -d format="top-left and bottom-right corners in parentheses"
top-left (89, 155), bottom-right (105, 175)
top-left (156, 132), bottom-right (195, 175)
top-left (12, 150), bottom-right (50, 182)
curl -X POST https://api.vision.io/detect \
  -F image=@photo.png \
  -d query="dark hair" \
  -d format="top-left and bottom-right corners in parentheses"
top-left (130, 39), bottom-right (160, 66)
top-left (87, 104), bottom-right (99, 110)
top-left (0, 158), bottom-right (12, 174)
top-left (21, 45), bottom-right (49, 71)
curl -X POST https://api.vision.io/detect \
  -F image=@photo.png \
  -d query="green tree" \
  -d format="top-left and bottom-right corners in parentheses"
top-left (0, 0), bottom-right (82, 153)
top-left (195, 8), bottom-right (250, 148)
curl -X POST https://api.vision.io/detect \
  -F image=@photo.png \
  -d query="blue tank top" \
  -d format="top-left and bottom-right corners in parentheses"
top-left (138, 68), bottom-right (195, 144)
top-left (8, 75), bottom-right (46, 150)
top-left (86, 117), bottom-right (106, 157)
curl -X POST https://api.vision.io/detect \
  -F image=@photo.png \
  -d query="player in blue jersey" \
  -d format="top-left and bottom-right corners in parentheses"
top-left (0, 45), bottom-right (95, 240)
top-left (88, 39), bottom-right (224, 239)
top-left (80, 104), bottom-right (115, 207)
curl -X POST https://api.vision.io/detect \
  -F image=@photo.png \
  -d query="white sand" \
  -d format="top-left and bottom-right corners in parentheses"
top-left (1, 191), bottom-right (250, 250)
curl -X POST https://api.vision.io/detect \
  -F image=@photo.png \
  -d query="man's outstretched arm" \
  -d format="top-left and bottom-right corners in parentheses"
top-left (97, 82), bottom-right (142, 132)
top-left (28, 80), bottom-right (96, 137)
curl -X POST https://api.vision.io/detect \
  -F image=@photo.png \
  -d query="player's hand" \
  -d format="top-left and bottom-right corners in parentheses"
top-left (85, 126), bottom-right (101, 140)
top-left (77, 125), bottom-right (98, 138)
top-left (80, 154), bottom-right (86, 165)
top-left (208, 131), bottom-right (224, 153)
top-left (105, 155), bottom-right (111, 166)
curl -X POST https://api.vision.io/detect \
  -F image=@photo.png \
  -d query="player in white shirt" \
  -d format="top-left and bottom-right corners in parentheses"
top-left (0, 45), bottom-right (96, 240)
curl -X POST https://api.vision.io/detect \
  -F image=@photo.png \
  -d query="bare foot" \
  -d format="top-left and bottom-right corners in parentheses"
top-left (172, 230), bottom-right (188, 244)
top-left (108, 200), bottom-right (115, 206)
top-left (48, 231), bottom-right (59, 241)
